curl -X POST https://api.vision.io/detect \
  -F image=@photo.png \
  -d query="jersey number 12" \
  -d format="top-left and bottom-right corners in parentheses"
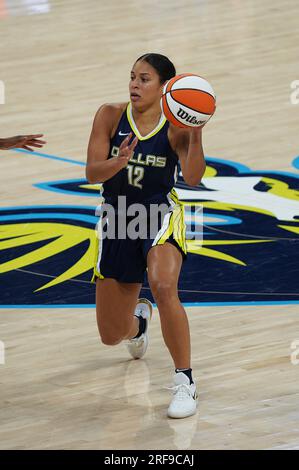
top-left (126, 164), bottom-right (144, 189)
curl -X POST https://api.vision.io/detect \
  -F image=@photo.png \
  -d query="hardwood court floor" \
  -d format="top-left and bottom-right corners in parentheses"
top-left (0, 306), bottom-right (299, 450)
top-left (0, 0), bottom-right (299, 450)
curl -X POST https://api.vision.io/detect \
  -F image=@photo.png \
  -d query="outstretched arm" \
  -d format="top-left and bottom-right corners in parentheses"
top-left (0, 134), bottom-right (46, 151)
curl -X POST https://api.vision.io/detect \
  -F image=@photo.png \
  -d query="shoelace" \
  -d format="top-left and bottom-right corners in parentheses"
top-left (125, 335), bottom-right (144, 346)
top-left (166, 383), bottom-right (195, 401)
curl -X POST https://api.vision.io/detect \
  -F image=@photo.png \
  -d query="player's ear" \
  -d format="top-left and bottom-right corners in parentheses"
top-left (159, 80), bottom-right (167, 96)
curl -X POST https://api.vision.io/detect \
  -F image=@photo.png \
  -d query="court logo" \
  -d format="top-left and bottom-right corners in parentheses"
top-left (0, 155), bottom-right (298, 306)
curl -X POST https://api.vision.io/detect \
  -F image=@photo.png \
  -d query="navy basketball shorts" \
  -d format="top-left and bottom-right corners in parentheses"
top-left (92, 196), bottom-right (187, 284)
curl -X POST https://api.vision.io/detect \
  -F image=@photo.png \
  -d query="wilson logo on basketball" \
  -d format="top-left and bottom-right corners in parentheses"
top-left (177, 108), bottom-right (205, 126)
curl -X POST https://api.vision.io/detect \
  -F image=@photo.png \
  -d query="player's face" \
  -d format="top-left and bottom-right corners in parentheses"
top-left (130, 60), bottom-right (164, 109)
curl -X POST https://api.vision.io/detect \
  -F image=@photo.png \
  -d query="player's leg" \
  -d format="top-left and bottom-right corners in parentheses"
top-left (94, 223), bottom-right (152, 355)
top-left (147, 242), bottom-right (197, 418)
top-left (147, 243), bottom-right (190, 368)
top-left (96, 278), bottom-right (141, 345)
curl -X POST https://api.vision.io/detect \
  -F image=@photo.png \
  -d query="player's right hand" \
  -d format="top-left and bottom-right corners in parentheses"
top-left (117, 132), bottom-right (138, 168)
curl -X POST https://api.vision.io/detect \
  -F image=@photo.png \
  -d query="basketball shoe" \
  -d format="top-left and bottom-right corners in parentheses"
top-left (126, 298), bottom-right (153, 360)
top-left (167, 372), bottom-right (198, 419)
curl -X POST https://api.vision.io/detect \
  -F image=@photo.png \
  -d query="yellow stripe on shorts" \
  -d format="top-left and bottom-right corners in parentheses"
top-left (91, 220), bottom-right (105, 282)
top-left (153, 189), bottom-right (187, 254)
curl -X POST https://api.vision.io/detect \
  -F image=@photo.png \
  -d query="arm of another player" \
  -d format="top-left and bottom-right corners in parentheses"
top-left (174, 126), bottom-right (206, 187)
top-left (0, 134), bottom-right (46, 151)
top-left (86, 104), bottom-right (138, 184)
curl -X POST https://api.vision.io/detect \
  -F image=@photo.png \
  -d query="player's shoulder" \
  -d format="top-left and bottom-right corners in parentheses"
top-left (95, 102), bottom-right (127, 120)
top-left (92, 102), bottom-right (128, 134)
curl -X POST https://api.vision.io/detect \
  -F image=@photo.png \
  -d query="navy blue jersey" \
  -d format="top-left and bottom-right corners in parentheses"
top-left (102, 102), bottom-right (179, 206)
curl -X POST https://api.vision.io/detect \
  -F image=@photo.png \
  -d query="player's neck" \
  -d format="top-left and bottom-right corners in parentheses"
top-left (131, 103), bottom-right (162, 127)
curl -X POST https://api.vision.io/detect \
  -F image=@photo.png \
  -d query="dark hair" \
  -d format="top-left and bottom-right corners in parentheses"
top-left (135, 53), bottom-right (176, 84)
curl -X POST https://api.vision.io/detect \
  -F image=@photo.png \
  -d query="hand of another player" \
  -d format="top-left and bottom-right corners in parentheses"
top-left (117, 132), bottom-right (138, 168)
top-left (0, 134), bottom-right (46, 151)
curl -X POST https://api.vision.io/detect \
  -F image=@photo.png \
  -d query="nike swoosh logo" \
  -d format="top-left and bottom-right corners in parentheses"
top-left (119, 131), bottom-right (130, 136)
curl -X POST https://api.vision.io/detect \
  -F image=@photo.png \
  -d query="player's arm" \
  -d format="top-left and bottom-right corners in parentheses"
top-left (0, 134), bottom-right (46, 151)
top-left (86, 104), bottom-right (138, 184)
top-left (173, 127), bottom-right (206, 186)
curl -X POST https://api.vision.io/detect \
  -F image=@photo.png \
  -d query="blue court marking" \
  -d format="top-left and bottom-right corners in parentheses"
top-left (185, 212), bottom-right (242, 236)
top-left (206, 155), bottom-right (299, 179)
top-left (182, 301), bottom-right (299, 306)
top-left (0, 213), bottom-right (98, 224)
top-left (185, 210), bottom-right (242, 224)
top-left (10, 149), bottom-right (299, 183)
top-left (1, 300), bottom-right (298, 309)
top-left (10, 148), bottom-right (86, 166)
top-left (203, 213), bottom-right (242, 226)
top-left (9, 149), bottom-right (252, 172)
top-left (0, 204), bottom-right (97, 211)
top-left (249, 169), bottom-right (299, 179)
top-left (10, 148), bottom-right (299, 179)
top-left (0, 305), bottom-right (95, 309)
top-left (292, 156), bottom-right (299, 170)
top-left (206, 156), bottom-right (251, 172)
top-left (33, 182), bottom-right (99, 197)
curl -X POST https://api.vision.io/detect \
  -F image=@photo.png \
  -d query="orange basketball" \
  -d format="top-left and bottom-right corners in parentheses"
top-left (161, 73), bottom-right (216, 128)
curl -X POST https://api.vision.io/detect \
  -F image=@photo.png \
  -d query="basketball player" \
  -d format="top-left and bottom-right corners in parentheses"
top-left (0, 134), bottom-right (46, 151)
top-left (86, 53), bottom-right (206, 419)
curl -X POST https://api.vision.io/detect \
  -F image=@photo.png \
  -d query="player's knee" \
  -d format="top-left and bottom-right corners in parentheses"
top-left (98, 323), bottom-right (123, 345)
top-left (98, 319), bottom-right (133, 345)
top-left (100, 330), bottom-right (122, 346)
top-left (149, 279), bottom-right (177, 305)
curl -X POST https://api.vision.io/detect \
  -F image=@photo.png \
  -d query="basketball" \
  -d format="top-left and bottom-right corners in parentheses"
top-left (160, 73), bottom-right (216, 128)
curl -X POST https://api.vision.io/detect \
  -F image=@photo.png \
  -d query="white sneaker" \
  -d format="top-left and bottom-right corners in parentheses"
top-left (126, 298), bottom-right (153, 360)
top-left (167, 372), bottom-right (198, 419)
